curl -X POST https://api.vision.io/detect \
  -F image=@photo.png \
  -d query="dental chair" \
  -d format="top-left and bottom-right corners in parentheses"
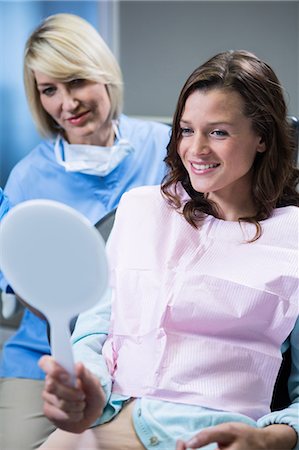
top-left (290, 116), bottom-right (299, 162)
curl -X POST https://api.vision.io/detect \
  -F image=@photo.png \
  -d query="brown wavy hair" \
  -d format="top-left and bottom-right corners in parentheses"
top-left (161, 50), bottom-right (299, 240)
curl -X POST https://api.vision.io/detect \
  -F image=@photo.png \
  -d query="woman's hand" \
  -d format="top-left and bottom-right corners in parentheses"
top-left (176, 422), bottom-right (297, 450)
top-left (39, 355), bottom-right (106, 433)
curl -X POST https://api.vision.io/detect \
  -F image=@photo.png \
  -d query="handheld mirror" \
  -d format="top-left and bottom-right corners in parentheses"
top-left (0, 200), bottom-right (108, 384)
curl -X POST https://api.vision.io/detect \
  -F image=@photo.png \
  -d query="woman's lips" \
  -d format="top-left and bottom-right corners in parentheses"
top-left (190, 162), bottom-right (220, 174)
top-left (67, 110), bottom-right (90, 125)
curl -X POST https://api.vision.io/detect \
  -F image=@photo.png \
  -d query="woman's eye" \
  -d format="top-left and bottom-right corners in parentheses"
top-left (69, 78), bottom-right (85, 87)
top-left (180, 127), bottom-right (193, 137)
top-left (211, 129), bottom-right (228, 137)
top-left (41, 87), bottom-right (56, 96)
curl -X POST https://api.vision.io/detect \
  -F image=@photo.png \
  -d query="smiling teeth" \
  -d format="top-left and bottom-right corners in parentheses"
top-left (192, 163), bottom-right (219, 170)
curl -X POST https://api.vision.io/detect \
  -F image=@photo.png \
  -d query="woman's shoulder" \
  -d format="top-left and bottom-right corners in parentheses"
top-left (271, 205), bottom-right (298, 223)
top-left (120, 185), bottom-right (163, 208)
top-left (9, 139), bottom-right (55, 173)
top-left (263, 206), bottom-right (299, 248)
top-left (108, 186), bottom-right (164, 249)
top-left (115, 185), bottom-right (170, 225)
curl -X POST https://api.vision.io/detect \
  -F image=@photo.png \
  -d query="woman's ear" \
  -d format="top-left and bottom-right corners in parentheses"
top-left (256, 137), bottom-right (266, 153)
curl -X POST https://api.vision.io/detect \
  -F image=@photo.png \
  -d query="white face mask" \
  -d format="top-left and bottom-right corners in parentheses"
top-left (54, 122), bottom-right (134, 176)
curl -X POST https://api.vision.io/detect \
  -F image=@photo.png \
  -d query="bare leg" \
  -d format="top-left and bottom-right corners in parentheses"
top-left (39, 400), bottom-right (145, 450)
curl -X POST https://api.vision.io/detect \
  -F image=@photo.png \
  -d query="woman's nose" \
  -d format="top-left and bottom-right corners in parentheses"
top-left (60, 90), bottom-right (79, 112)
top-left (190, 133), bottom-right (210, 155)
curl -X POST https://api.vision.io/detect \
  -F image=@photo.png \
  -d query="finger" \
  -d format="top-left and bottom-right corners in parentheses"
top-left (42, 390), bottom-right (86, 413)
top-left (45, 375), bottom-right (85, 402)
top-left (185, 424), bottom-right (237, 448)
top-left (76, 363), bottom-right (105, 405)
top-left (43, 400), bottom-right (84, 424)
top-left (176, 440), bottom-right (187, 450)
top-left (39, 355), bottom-right (69, 380)
top-left (74, 363), bottom-right (106, 421)
top-left (75, 362), bottom-right (94, 387)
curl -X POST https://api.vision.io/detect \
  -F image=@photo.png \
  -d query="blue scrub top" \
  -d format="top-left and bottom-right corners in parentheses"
top-left (0, 188), bottom-right (9, 219)
top-left (0, 114), bottom-right (171, 379)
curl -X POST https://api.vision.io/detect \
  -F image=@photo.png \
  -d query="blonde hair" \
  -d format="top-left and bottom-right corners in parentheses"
top-left (24, 13), bottom-right (123, 137)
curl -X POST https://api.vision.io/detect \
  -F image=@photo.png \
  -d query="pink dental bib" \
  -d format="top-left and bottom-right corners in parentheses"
top-left (103, 185), bottom-right (298, 420)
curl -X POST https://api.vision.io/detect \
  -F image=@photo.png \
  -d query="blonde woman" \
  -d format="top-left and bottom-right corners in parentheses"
top-left (0, 13), bottom-right (170, 450)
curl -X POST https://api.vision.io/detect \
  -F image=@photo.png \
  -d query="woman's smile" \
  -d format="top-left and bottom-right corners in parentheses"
top-left (190, 161), bottom-right (220, 174)
top-left (66, 110), bottom-right (91, 126)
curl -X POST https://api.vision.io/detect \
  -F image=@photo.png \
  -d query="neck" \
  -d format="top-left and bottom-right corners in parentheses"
top-left (66, 122), bottom-right (115, 146)
top-left (207, 171), bottom-right (257, 222)
top-left (91, 123), bottom-right (115, 146)
top-left (216, 202), bottom-right (257, 222)
top-left (208, 190), bottom-right (256, 222)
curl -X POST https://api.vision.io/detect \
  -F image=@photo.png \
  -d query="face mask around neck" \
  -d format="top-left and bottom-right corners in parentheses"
top-left (54, 122), bottom-right (134, 176)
